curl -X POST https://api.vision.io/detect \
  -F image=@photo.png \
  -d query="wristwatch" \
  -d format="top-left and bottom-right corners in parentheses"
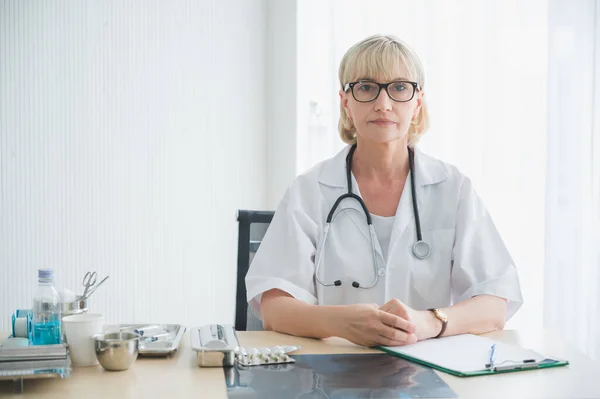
top-left (429, 308), bottom-right (448, 338)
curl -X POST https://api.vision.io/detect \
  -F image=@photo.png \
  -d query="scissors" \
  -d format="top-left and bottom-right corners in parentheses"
top-left (81, 271), bottom-right (97, 299)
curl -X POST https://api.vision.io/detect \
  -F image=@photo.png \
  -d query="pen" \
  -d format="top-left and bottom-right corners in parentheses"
top-left (485, 344), bottom-right (496, 369)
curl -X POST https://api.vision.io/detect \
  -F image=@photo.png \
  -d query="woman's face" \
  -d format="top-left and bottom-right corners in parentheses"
top-left (340, 68), bottom-right (423, 145)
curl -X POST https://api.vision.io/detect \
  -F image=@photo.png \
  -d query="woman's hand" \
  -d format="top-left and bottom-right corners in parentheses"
top-left (379, 299), bottom-right (441, 341)
top-left (335, 303), bottom-right (418, 347)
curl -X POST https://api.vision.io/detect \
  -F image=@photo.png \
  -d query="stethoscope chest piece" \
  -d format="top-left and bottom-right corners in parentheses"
top-left (412, 240), bottom-right (431, 260)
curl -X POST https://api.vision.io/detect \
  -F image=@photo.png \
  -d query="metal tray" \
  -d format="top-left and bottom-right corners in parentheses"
top-left (190, 324), bottom-right (239, 367)
top-left (0, 355), bottom-right (72, 393)
top-left (103, 324), bottom-right (186, 357)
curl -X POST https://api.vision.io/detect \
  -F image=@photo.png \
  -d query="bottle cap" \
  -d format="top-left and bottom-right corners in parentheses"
top-left (38, 269), bottom-right (55, 280)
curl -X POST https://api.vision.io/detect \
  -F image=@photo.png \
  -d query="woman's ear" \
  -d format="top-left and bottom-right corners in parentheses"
top-left (413, 91), bottom-right (424, 118)
top-left (339, 90), bottom-right (354, 121)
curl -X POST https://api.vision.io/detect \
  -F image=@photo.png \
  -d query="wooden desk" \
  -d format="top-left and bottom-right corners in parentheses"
top-left (1, 329), bottom-right (599, 398)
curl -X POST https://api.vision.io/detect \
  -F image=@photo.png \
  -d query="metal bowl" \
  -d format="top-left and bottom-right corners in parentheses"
top-left (61, 298), bottom-right (88, 316)
top-left (93, 332), bottom-right (140, 371)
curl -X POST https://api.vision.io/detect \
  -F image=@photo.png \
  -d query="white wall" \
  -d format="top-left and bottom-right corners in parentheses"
top-left (296, 0), bottom-right (347, 176)
top-left (0, 0), bottom-right (268, 331)
top-left (266, 0), bottom-right (297, 209)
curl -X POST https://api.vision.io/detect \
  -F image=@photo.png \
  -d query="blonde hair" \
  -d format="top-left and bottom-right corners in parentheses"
top-left (338, 35), bottom-right (430, 146)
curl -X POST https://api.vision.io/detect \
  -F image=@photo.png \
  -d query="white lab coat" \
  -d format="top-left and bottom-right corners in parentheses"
top-left (246, 146), bottom-right (523, 321)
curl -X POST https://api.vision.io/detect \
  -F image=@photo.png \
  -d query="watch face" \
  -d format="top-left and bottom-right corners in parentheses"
top-left (436, 309), bottom-right (448, 322)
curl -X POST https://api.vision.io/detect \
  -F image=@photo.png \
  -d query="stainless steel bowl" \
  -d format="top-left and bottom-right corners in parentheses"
top-left (94, 332), bottom-right (140, 371)
top-left (61, 298), bottom-right (88, 316)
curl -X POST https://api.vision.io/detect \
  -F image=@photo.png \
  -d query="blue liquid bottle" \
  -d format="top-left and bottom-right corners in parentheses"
top-left (32, 269), bottom-right (62, 345)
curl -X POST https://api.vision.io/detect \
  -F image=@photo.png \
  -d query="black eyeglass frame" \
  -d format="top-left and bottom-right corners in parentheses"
top-left (343, 80), bottom-right (421, 103)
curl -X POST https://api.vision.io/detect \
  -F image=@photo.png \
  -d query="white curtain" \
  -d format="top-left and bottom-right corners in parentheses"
top-left (544, 0), bottom-right (600, 360)
top-left (298, 0), bottom-right (549, 332)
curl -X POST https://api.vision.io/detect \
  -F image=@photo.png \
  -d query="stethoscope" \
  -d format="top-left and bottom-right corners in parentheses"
top-left (315, 144), bottom-right (430, 289)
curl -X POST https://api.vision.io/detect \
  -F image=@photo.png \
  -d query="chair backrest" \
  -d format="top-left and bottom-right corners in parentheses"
top-left (235, 210), bottom-right (274, 331)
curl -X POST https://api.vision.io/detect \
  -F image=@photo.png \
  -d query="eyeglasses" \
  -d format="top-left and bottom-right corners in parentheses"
top-left (343, 80), bottom-right (420, 103)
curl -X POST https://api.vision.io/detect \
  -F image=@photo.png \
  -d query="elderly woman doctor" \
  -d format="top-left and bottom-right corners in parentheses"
top-left (246, 35), bottom-right (523, 347)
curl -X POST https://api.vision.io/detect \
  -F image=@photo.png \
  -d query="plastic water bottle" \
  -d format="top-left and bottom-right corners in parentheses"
top-left (32, 269), bottom-right (62, 345)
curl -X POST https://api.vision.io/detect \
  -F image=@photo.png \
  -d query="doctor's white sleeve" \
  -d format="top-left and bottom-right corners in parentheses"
top-left (245, 185), bottom-right (319, 321)
top-left (450, 177), bottom-right (524, 320)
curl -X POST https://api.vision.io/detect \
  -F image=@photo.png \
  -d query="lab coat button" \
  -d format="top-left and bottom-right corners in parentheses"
top-left (378, 268), bottom-right (385, 276)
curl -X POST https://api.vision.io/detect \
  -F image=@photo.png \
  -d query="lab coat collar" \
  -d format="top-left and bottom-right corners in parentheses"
top-left (318, 145), bottom-right (448, 189)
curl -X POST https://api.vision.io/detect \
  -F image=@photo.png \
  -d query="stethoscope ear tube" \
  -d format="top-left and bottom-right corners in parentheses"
top-left (408, 146), bottom-right (423, 243)
top-left (326, 193), bottom-right (372, 224)
top-left (317, 145), bottom-right (431, 290)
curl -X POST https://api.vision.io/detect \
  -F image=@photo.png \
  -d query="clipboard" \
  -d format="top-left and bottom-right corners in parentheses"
top-left (379, 334), bottom-right (569, 377)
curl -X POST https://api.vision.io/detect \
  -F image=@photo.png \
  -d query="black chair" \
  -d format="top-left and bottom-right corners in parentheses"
top-left (235, 210), bottom-right (275, 331)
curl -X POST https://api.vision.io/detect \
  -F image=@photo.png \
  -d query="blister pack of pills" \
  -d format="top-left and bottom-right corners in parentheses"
top-left (235, 345), bottom-right (301, 366)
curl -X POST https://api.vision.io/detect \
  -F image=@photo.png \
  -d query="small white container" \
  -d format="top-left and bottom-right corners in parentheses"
top-left (63, 313), bottom-right (104, 367)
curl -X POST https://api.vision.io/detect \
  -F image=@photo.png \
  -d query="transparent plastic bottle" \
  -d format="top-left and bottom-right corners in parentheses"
top-left (32, 269), bottom-right (62, 345)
